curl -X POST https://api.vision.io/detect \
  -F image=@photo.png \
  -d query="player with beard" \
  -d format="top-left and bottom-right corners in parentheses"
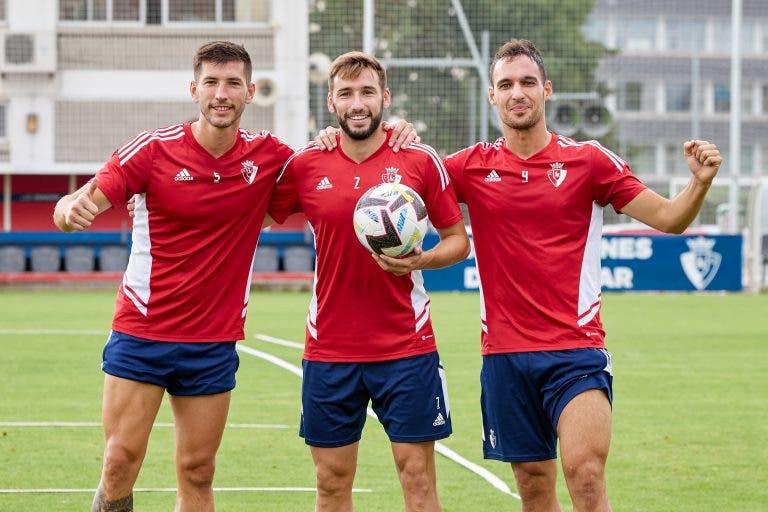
top-left (442, 39), bottom-right (722, 511)
top-left (266, 51), bottom-right (469, 512)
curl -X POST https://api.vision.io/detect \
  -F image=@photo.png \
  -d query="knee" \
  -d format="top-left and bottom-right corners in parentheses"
top-left (562, 458), bottom-right (606, 503)
top-left (102, 442), bottom-right (143, 482)
top-left (398, 458), bottom-right (431, 490)
top-left (512, 462), bottom-right (556, 503)
top-left (315, 461), bottom-right (354, 497)
top-left (177, 454), bottom-right (216, 489)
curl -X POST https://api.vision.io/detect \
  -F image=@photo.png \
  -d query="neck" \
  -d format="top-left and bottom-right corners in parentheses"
top-left (190, 118), bottom-right (239, 157)
top-left (502, 122), bottom-right (552, 160)
top-left (339, 128), bottom-right (387, 163)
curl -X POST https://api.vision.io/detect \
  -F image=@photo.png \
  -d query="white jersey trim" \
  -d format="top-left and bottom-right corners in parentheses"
top-left (407, 143), bottom-right (450, 190)
top-left (577, 202), bottom-right (604, 326)
top-left (277, 143), bottom-right (321, 182)
top-left (122, 194), bottom-right (151, 316)
top-left (410, 270), bottom-right (431, 331)
top-left (557, 136), bottom-right (626, 173)
top-left (118, 125), bottom-right (185, 166)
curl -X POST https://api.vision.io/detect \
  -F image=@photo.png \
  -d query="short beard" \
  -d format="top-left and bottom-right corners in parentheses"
top-left (339, 112), bottom-right (382, 140)
top-left (502, 107), bottom-right (542, 131)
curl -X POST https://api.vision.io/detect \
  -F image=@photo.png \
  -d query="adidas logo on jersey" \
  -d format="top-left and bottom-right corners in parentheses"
top-left (316, 177), bottom-right (333, 190)
top-left (433, 413), bottom-right (446, 427)
top-left (484, 170), bottom-right (501, 182)
top-left (174, 169), bottom-right (194, 181)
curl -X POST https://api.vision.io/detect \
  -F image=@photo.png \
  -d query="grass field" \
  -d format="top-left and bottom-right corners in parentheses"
top-left (1, 289), bottom-right (766, 511)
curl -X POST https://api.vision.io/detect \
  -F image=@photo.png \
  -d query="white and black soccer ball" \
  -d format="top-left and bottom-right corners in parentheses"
top-left (353, 183), bottom-right (428, 257)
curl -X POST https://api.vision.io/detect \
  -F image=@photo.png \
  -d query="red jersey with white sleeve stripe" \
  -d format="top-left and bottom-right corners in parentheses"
top-left (444, 133), bottom-right (646, 355)
top-left (268, 133), bottom-right (463, 362)
top-left (96, 123), bottom-right (294, 342)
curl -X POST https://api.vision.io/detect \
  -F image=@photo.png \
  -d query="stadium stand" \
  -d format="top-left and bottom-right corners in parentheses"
top-left (0, 246), bottom-right (26, 273)
top-left (64, 246), bottom-right (95, 272)
top-left (30, 246), bottom-right (61, 272)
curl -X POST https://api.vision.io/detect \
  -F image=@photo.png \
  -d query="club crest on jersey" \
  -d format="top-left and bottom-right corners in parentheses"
top-left (241, 160), bottom-right (258, 184)
top-left (547, 162), bottom-right (567, 188)
top-left (381, 166), bottom-right (402, 184)
top-left (680, 236), bottom-right (721, 290)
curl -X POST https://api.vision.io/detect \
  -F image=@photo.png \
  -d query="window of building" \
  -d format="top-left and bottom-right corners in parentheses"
top-left (666, 82), bottom-right (691, 112)
top-left (168, 0), bottom-right (266, 23)
top-left (0, 104), bottom-right (6, 139)
top-left (714, 82), bottom-right (730, 113)
top-left (711, 18), bottom-right (756, 54)
top-left (665, 18), bottom-right (705, 52)
top-left (616, 81), bottom-right (654, 112)
top-left (763, 84), bottom-right (768, 114)
top-left (665, 144), bottom-right (690, 175)
top-left (617, 17), bottom-right (656, 51)
top-left (59, 0), bottom-right (140, 21)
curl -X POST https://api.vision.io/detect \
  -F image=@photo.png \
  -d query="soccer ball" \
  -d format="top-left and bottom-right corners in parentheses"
top-left (353, 182), bottom-right (428, 257)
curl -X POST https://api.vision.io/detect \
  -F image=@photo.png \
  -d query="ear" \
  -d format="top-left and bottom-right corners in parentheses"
top-left (543, 80), bottom-right (553, 101)
top-left (245, 81), bottom-right (256, 105)
top-left (488, 85), bottom-right (495, 105)
top-left (382, 87), bottom-right (391, 109)
top-left (190, 80), bottom-right (199, 102)
top-left (327, 91), bottom-right (335, 113)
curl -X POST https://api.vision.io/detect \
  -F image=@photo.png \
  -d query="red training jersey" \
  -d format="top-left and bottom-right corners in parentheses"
top-left (96, 123), bottom-right (294, 342)
top-left (269, 134), bottom-right (463, 362)
top-left (444, 133), bottom-right (646, 355)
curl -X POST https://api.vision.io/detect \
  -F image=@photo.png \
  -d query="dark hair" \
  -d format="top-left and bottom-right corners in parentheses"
top-left (489, 39), bottom-right (547, 83)
top-left (327, 51), bottom-right (387, 92)
top-left (193, 41), bottom-right (252, 82)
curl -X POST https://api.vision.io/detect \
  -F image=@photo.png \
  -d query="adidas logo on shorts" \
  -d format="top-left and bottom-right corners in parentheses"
top-left (432, 413), bottom-right (445, 427)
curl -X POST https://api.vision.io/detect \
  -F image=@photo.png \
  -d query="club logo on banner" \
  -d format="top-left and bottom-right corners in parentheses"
top-left (680, 236), bottom-right (722, 290)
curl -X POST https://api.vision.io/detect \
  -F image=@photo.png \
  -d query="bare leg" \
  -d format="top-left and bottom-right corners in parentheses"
top-left (310, 442), bottom-right (359, 512)
top-left (557, 389), bottom-right (612, 512)
top-left (93, 375), bottom-right (164, 511)
top-left (390, 441), bottom-right (441, 512)
top-left (170, 391), bottom-right (231, 512)
top-left (511, 459), bottom-right (562, 512)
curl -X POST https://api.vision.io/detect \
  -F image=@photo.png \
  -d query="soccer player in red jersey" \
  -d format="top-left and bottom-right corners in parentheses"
top-left (53, 40), bottom-right (289, 512)
top-left (267, 52), bottom-right (469, 512)
top-left (443, 39), bottom-right (722, 511)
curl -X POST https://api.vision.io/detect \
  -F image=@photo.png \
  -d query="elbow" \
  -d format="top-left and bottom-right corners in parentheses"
top-left (459, 237), bottom-right (471, 261)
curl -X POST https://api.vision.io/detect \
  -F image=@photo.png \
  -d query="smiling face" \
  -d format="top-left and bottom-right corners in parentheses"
top-left (328, 67), bottom-right (391, 141)
top-left (489, 54), bottom-right (552, 132)
top-left (191, 60), bottom-right (255, 130)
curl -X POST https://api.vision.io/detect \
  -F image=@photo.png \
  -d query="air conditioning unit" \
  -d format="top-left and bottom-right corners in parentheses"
top-left (0, 31), bottom-right (57, 73)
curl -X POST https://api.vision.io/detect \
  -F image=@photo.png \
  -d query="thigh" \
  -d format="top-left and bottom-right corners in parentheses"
top-left (556, 389), bottom-right (611, 467)
top-left (310, 442), bottom-right (360, 480)
top-left (390, 440), bottom-right (436, 474)
top-left (366, 352), bottom-right (452, 443)
top-left (170, 392), bottom-right (232, 461)
top-left (300, 361), bottom-right (369, 447)
top-left (102, 373), bottom-right (164, 452)
top-left (480, 353), bottom-right (556, 462)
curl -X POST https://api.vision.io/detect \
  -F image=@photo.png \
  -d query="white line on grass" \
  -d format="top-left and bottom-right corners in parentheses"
top-left (254, 333), bottom-right (305, 349)
top-left (244, 334), bottom-right (519, 499)
top-left (0, 422), bottom-right (289, 429)
top-left (0, 487), bottom-right (372, 494)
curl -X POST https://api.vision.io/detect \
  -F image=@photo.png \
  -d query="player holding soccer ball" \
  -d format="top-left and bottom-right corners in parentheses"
top-left (266, 51), bottom-right (469, 512)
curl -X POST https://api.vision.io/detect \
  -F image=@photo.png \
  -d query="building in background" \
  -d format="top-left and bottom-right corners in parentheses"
top-left (0, 0), bottom-right (308, 231)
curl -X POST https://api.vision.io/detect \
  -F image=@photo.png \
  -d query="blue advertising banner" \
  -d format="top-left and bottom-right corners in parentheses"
top-left (422, 233), bottom-right (742, 292)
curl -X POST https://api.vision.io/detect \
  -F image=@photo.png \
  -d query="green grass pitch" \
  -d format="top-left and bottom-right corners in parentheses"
top-left (1, 289), bottom-right (766, 511)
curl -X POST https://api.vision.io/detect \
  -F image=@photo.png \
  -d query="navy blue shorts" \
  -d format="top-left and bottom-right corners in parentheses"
top-left (480, 348), bottom-right (613, 462)
top-left (102, 330), bottom-right (239, 396)
top-left (300, 352), bottom-right (452, 448)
